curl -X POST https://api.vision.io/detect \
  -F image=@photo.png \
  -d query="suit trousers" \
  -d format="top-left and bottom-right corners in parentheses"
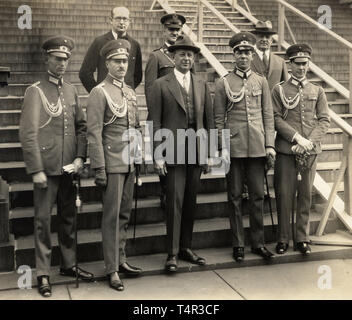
top-left (102, 171), bottom-right (135, 275)
top-left (274, 153), bottom-right (317, 243)
top-left (34, 174), bottom-right (76, 277)
top-left (226, 157), bottom-right (265, 248)
top-left (165, 164), bottom-right (202, 255)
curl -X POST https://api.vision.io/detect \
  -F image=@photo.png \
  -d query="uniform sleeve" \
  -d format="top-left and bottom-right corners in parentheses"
top-left (79, 38), bottom-right (99, 93)
top-left (73, 86), bottom-right (87, 160)
top-left (19, 86), bottom-right (44, 175)
top-left (261, 78), bottom-right (275, 148)
top-left (86, 87), bottom-right (106, 169)
top-left (308, 86), bottom-right (330, 143)
top-left (144, 53), bottom-right (158, 108)
top-left (213, 78), bottom-right (227, 149)
top-left (272, 84), bottom-right (297, 142)
top-left (134, 41), bottom-right (143, 89)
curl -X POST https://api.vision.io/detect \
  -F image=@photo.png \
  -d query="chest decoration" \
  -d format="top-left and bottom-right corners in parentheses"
top-left (32, 83), bottom-right (63, 129)
top-left (98, 85), bottom-right (128, 126)
top-left (223, 76), bottom-right (245, 104)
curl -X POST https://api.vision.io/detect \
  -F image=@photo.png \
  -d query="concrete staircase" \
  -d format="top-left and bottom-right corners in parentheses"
top-left (0, 0), bottom-right (347, 273)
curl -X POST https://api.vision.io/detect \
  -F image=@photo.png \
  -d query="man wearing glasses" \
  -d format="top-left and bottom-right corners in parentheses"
top-left (79, 6), bottom-right (142, 93)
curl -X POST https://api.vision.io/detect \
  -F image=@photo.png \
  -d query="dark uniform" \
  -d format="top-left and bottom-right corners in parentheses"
top-left (214, 32), bottom-right (275, 260)
top-left (86, 40), bottom-right (141, 276)
top-left (272, 44), bottom-right (330, 253)
top-left (145, 13), bottom-right (186, 208)
top-left (19, 37), bottom-right (87, 279)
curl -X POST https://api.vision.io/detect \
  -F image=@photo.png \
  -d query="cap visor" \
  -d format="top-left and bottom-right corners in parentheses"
top-left (292, 57), bottom-right (309, 63)
top-left (108, 53), bottom-right (129, 60)
top-left (50, 52), bottom-right (70, 58)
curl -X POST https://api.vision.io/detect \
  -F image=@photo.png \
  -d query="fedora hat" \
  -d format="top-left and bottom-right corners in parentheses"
top-left (168, 35), bottom-right (200, 53)
top-left (251, 20), bottom-right (276, 35)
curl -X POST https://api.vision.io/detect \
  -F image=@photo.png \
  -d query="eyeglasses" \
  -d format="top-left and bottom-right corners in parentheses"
top-left (113, 17), bottom-right (130, 22)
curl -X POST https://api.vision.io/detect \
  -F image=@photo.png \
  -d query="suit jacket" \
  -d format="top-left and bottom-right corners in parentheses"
top-left (87, 74), bottom-right (140, 173)
top-left (145, 44), bottom-right (175, 108)
top-left (79, 31), bottom-right (142, 92)
top-left (19, 73), bottom-right (87, 176)
top-left (251, 51), bottom-right (288, 91)
top-left (147, 71), bottom-right (215, 165)
top-left (272, 77), bottom-right (330, 154)
top-left (214, 69), bottom-right (275, 158)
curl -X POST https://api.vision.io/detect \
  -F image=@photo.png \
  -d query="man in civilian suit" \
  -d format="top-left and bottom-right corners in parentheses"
top-left (79, 6), bottom-right (142, 92)
top-left (250, 20), bottom-right (288, 91)
top-left (148, 35), bottom-right (215, 272)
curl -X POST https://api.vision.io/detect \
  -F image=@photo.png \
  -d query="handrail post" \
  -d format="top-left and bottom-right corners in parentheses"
top-left (198, 0), bottom-right (203, 42)
top-left (278, 2), bottom-right (285, 51)
top-left (232, 0), bottom-right (237, 11)
top-left (0, 176), bottom-right (9, 243)
top-left (349, 49), bottom-right (352, 113)
top-left (344, 135), bottom-right (352, 215)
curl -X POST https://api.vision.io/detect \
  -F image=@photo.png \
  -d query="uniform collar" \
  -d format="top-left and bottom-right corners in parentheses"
top-left (47, 71), bottom-right (63, 86)
top-left (290, 75), bottom-right (308, 88)
top-left (107, 73), bottom-right (124, 88)
top-left (234, 67), bottom-right (251, 79)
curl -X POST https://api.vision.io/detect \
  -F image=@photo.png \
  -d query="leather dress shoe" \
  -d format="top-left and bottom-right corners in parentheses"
top-left (297, 242), bottom-right (311, 256)
top-left (165, 255), bottom-right (178, 273)
top-left (251, 247), bottom-right (274, 260)
top-left (119, 262), bottom-right (142, 276)
top-left (178, 248), bottom-right (206, 265)
top-left (109, 272), bottom-right (124, 291)
top-left (60, 266), bottom-right (95, 281)
top-left (233, 247), bottom-right (244, 262)
top-left (37, 276), bottom-right (51, 298)
top-left (276, 242), bottom-right (289, 254)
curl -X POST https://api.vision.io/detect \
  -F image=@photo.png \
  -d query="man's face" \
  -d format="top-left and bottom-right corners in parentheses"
top-left (173, 49), bottom-right (195, 74)
top-left (163, 26), bottom-right (181, 45)
top-left (106, 56), bottom-right (129, 80)
top-left (110, 8), bottom-right (130, 35)
top-left (46, 54), bottom-right (68, 77)
top-left (233, 49), bottom-right (253, 71)
top-left (290, 60), bottom-right (309, 79)
top-left (256, 34), bottom-right (273, 51)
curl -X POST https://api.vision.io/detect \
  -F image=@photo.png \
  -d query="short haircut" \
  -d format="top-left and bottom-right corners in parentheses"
top-left (111, 6), bottom-right (130, 18)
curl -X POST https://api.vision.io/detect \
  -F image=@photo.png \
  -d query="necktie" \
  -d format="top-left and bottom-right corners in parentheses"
top-left (262, 52), bottom-right (269, 71)
top-left (183, 75), bottom-right (189, 93)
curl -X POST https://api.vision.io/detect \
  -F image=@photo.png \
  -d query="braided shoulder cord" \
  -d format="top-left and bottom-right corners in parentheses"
top-left (278, 84), bottom-right (300, 120)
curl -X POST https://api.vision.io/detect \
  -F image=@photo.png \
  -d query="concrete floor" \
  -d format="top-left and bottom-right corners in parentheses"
top-left (0, 259), bottom-right (351, 300)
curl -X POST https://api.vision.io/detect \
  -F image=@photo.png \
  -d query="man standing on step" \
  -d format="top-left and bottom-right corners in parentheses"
top-left (145, 13), bottom-right (186, 210)
top-left (272, 44), bottom-right (330, 256)
top-left (79, 6), bottom-right (142, 93)
top-left (19, 36), bottom-right (94, 298)
top-left (86, 39), bottom-right (143, 291)
top-left (214, 32), bottom-right (276, 263)
top-left (250, 20), bottom-right (288, 91)
top-left (148, 35), bottom-right (214, 273)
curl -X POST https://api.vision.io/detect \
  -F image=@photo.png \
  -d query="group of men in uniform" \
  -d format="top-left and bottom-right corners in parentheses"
top-left (18, 5), bottom-right (330, 298)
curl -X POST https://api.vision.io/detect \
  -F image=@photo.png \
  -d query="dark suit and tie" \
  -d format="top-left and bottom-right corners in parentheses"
top-left (148, 35), bottom-right (215, 272)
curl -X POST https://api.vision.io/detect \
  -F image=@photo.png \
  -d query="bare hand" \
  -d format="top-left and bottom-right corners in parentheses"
top-left (265, 147), bottom-right (276, 160)
top-left (295, 135), bottom-right (314, 152)
top-left (32, 171), bottom-right (47, 188)
top-left (154, 159), bottom-right (167, 176)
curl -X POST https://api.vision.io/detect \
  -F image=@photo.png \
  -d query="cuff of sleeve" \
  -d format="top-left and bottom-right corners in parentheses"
top-left (291, 132), bottom-right (299, 142)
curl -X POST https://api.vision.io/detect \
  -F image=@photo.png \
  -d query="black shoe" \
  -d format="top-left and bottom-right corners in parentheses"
top-left (233, 247), bottom-right (244, 262)
top-left (37, 276), bottom-right (51, 298)
top-left (251, 247), bottom-right (274, 260)
top-left (178, 248), bottom-right (206, 265)
top-left (276, 242), bottom-right (289, 254)
top-left (60, 266), bottom-right (95, 282)
top-left (296, 242), bottom-right (311, 256)
top-left (165, 255), bottom-right (178, 273)
top-left (109, 272), bottom-right (124, 291)
top-left (119, 262), bottom-right (142, 277)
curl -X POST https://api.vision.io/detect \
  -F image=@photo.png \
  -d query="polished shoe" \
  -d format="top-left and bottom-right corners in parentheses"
top-left (165, 255), bottom-right (178, 273)
top-left (178, 248), bottom-right (206, 265)
top-left (109, 272), bottom-right (124, 291)
top-left (119, 262), bottom-right (142, 276)
top-left (296, 242), bottom-right (311, 256)
top-left (251, 247), bottom-right (274, 260)
top-left (37, 276), bottom-right (52, 298)
top-left (276, 242), bottom-right (289, 254)
top-left (233, 247), bottom-right (244, 262)
top-left (59, 266), bottom-right (95, 281)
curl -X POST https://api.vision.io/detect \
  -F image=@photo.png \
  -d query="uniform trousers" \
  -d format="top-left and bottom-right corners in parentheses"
top-left (34, 174), bottom-right (76, 277)
top-left (226, 157), bottom-right (266, 248)
top-left (102, 171), bottom-right (135, 275)
top-left (274, 153), bottom-right (317, 243)
top-left (165, 164), bottom-right (202, 255)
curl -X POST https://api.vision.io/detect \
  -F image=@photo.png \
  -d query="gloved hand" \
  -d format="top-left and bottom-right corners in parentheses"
top-left (94, 167), bottom-right (107, 187)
